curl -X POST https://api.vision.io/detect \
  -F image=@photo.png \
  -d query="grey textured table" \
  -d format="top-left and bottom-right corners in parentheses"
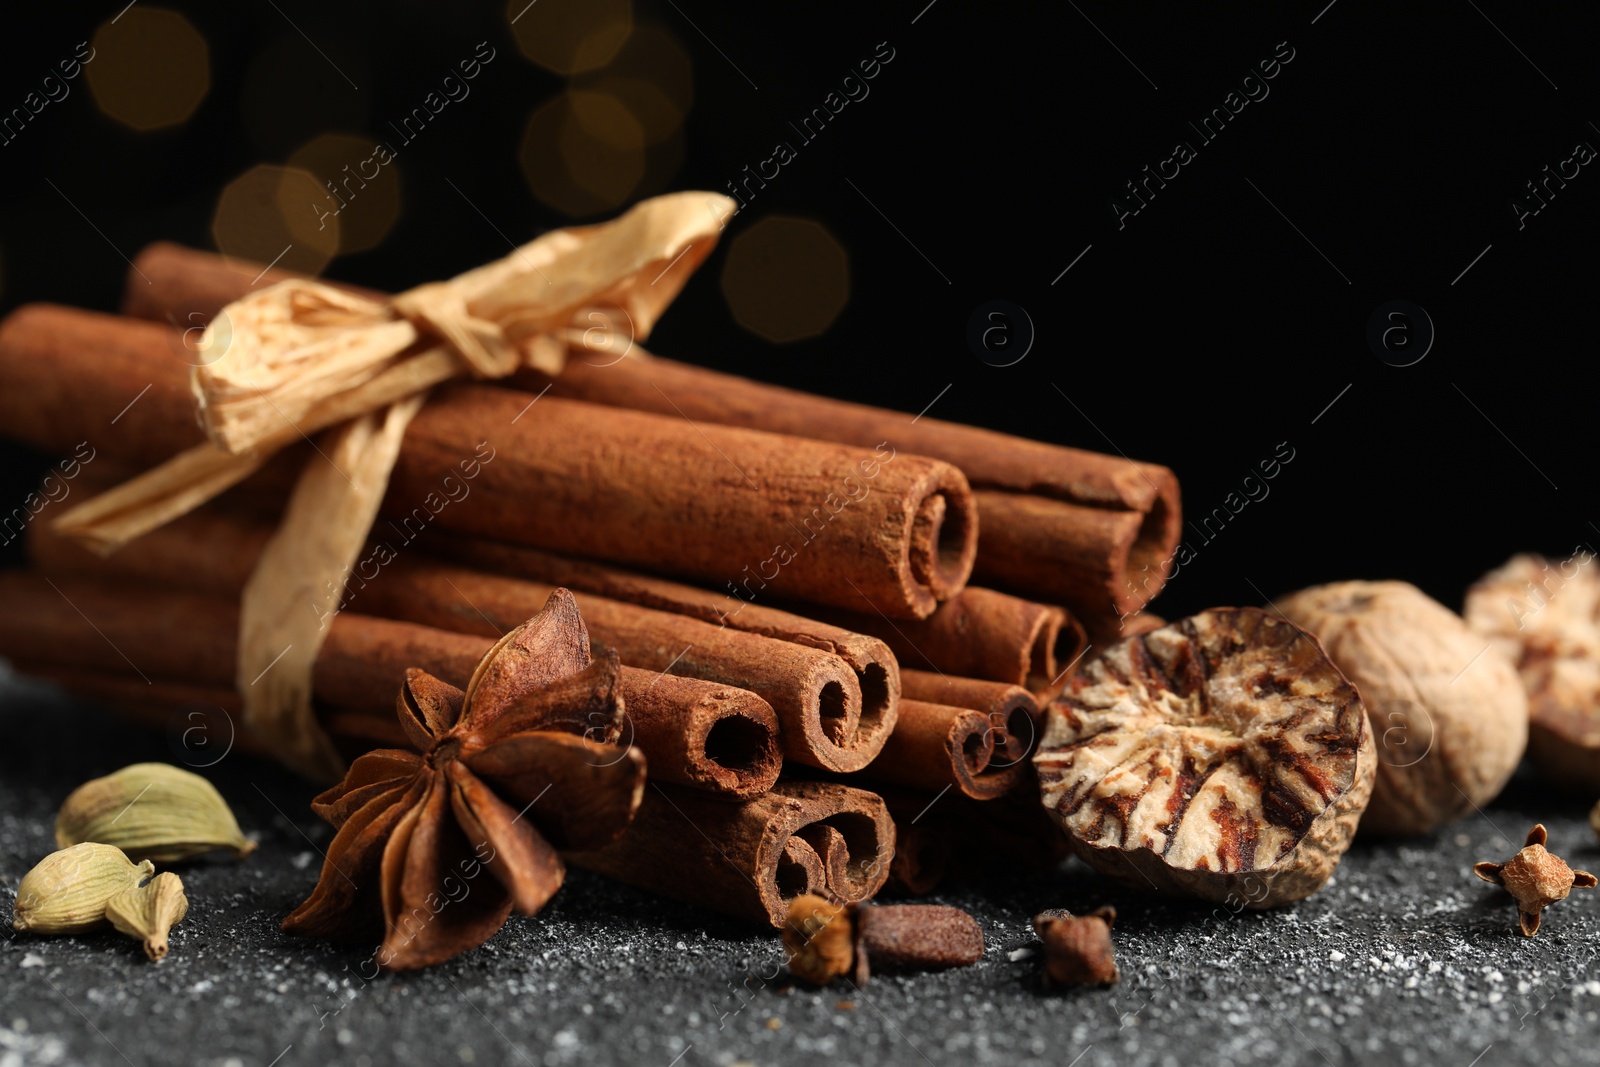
top-left (3, 666), bottom-right (1597, 1067)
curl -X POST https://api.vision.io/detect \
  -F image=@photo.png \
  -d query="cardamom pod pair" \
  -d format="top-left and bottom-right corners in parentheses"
top-left (12, 843), bottom-right (188, 961)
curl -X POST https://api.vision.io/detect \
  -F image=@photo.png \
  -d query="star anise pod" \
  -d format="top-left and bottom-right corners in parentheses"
top-left (1473, 823), bottom-right (1597, 936)
top-left (282, 589), bottom-right (646, 969)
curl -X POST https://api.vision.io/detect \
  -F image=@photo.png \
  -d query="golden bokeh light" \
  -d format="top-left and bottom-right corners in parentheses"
top-left (721, 217), bottom-right (850, 344)
top-left (507, 0), bottom-right (632, 75)
top-left (572, 24), bottom-right (694, 144)
top-left (86, 7), bottom-right (210, 132)
top-left (575, 76), bottom-right (680, 146)
top-left (288, 133), bottom-right (402, 256)
top-left (519, 90), bottom-right (649, 217)
top-left (211, 165), bottom-right (341, 277)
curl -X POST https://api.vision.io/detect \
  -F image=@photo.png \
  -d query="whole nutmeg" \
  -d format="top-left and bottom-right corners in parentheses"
top-left (1465, 553), bottom-right (1600, 793)
top-left (1276, 580), bottom-right (1527, 836)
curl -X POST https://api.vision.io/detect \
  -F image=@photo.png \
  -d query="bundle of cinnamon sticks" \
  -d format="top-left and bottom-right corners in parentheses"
top-left (0, 243), bottom-right (1182, 926)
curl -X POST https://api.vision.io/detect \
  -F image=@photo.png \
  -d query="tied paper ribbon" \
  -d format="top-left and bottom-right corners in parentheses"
top-left (53, 192), bottom-right (738, 780)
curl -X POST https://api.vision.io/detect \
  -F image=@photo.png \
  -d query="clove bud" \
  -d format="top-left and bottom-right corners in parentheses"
top-left (782, 894), bottom-right (983, 986)
top-left (1474, 823), bottom-right (1597, 936)
top-left (1033, 906), bottom-right (1119, 986)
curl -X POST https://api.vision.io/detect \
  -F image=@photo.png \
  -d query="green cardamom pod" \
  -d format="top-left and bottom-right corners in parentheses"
top-left (55, 763), bottom-right (256, 863)
top-left (12, 843), bottom-right (154, 935)
top-left (106, 872), bottom-right (190, 961)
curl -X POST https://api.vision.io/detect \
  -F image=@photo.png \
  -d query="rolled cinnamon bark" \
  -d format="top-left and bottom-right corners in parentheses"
top-left (116, 243), bottom-right (1178, 619)
top-left (854, 700), bottom-right (1024, 800)
top-left (898, 670), bottom-right (1039, 767)
top-left (0, 572), bottom-right (782, 797)
top-left (436, 534), bottom-right (900, 716)
top-left (29, 510), bottom-right (891, 774)
top-left (567, 780), bottom-right (894, 927)
top-left (810, 586), bottom-right (1085, 693)
top-left (0, 305), bottom-right (977, 620)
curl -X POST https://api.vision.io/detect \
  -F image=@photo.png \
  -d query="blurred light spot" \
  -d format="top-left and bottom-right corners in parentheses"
top-left (508, 0), bottom-right (632, 75)
top-left (576, 77), bottom-right (680, 145)
top-left (721, 217), bottom-right (850, 344)
top-left (211, 165), bottom-right (340, 277)
top-left (87, 7), bottom-right (210, 132)
top-left (288, 133), bottom-right (402, 256)
top-left (241, 36), bottom-right (369, 159)
top-left (519, 90), bottom-right (649, 217)
top-left (573, 24), bottom-right (694, 142)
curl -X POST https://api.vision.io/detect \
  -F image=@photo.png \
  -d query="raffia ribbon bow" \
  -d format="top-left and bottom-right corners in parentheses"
top-left (54, 192), bottom-right (738, 780)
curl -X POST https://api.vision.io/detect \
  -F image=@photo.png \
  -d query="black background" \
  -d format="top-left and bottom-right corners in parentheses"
top-left (2, 0), bottom-right (1595, 618)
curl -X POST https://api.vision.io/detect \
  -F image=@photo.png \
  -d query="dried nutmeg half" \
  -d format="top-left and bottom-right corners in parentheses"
top-left (1034, 608), bottom-right (1375, 908)
top-left (1033, 907), bottom-right (1118, 987)
top-left (1276, 581), bottom-right (1528, 836)
top-left (1465, 552), bottom-right (1600, 793)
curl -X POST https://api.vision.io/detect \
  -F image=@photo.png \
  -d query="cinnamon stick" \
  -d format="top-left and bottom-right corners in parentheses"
top-left (117, 243), bottom-right (1179, 620)
top-left (0, 572), bottom-right (782, 796)
top-left (810, 586), bottom-right (1085, 693)
top-left (898, 670), bottom-right (1040, 767)
top-left (29, 508), bottom-right (892, 774)
top-left (853, 700), bottom-right (1024, 800)
top-left (0, 304), bottom-right (978, 620)
top-left (567, 780), bottom-right (894, 927)
top-left (436, 534), bottom-right (900, 718)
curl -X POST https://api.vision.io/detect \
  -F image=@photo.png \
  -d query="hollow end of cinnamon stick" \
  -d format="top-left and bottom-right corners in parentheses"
top-left (778, 653), bottom-right (898, 776)
top-left (855, 698), bottom-right (1026, 801)
top-left (568, 780), bottom-right (894, 928)
top-left (971, 487), bottom-right (1181, 620)
top-left (1026, 605), bottom-right (1088, 695)
top-left (905, 468), bottom-right (979, 613)
top-left (619, 671), bottom-right (781, 800)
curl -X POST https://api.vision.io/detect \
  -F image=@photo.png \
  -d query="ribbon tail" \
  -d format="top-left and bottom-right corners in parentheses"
top-left (238, 394), bottom-right (426, 781)
top-left (50, 443), bottom-right (268, 556)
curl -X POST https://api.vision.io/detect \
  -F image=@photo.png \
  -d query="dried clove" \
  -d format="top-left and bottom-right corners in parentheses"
top-left (1474, 824), bottom-right (1597, 936)
top-left (1033, 907), bottom-right (1119, 986)
top-left (782, 893), bottom-right (983, 986)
